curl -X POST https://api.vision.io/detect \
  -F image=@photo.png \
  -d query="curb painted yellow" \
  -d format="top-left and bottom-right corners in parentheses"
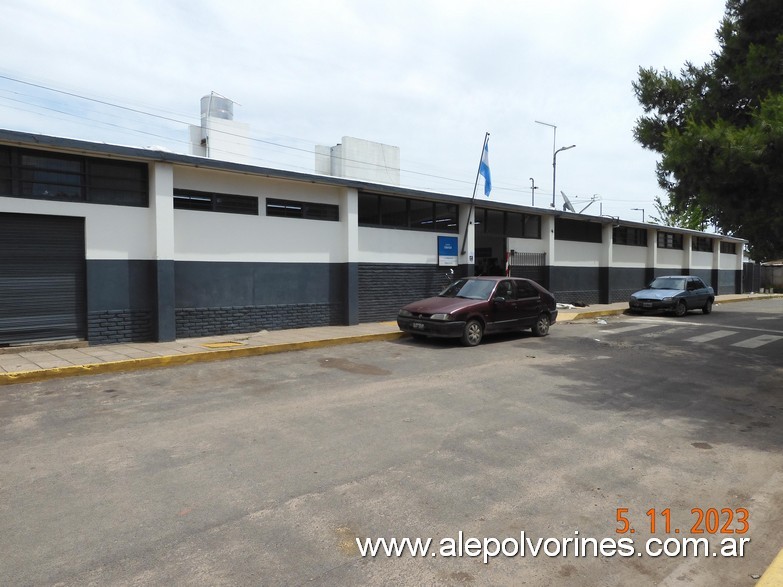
top-left (758, 548), bottom-right (783, 587)
top-left (0, 331), bottom-right (407, 386)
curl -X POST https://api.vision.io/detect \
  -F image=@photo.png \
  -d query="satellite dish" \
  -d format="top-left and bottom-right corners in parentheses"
top-left (560, 191), bottom-right (576, 213)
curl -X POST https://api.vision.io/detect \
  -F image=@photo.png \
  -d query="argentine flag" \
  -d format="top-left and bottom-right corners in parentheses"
top-left (479, 141), bottom-right (491, 196)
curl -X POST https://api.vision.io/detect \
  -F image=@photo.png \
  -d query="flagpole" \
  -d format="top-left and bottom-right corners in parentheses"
top-left (460, 132), bottom-right (490, 256)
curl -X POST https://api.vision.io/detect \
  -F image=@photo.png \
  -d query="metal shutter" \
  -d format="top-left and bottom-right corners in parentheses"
top-left (0, 213), bottom-right (86, 344)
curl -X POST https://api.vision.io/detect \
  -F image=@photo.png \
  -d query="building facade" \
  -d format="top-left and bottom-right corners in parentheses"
top-left (0, 128), bottom-right (745, 346)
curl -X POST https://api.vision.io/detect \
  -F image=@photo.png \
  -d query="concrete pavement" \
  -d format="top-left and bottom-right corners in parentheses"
top-left (1, 293), bottom-right (780, 386)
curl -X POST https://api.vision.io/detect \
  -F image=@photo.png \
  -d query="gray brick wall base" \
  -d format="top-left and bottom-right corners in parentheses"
top-left (88, 310), bottom-right (154, 345)
top-left (175, 303), bottom-right (344, 338)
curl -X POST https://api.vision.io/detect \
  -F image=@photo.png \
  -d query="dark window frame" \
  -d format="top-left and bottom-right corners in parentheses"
top-left (0, 146), bottom-right (148, 207)
top-left (266, 197), bottom-right (338, 221)
top-left (358, 192), bottom-right (459, 233)
top-left (692, 236), bottom-right (714, 252)
top-left (720, 241), bottom-right (737, 254)
top-left (657, 231), bottom-right (684, 250)
top-left (475, 207), bottom-right (541, 239)
top-left (175, 189), bottom-right (259, 215)
top-left (555, 217), bottom-right (603, 243)
top-left (613, 226), bottom-right (648, 247)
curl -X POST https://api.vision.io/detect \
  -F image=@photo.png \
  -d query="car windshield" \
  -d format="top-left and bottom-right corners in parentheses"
top-left (649, 277), bottom-right (686, 290)
top-left (439, 278), bottom-right (496, 300)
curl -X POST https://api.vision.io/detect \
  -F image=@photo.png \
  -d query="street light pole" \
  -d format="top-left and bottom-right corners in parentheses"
top-left (552, 145), bottom-right (576, 208)
top-left (535, 120), bottom-right (556, 205)
top-left (529, 177), bottom-right (538, 206)
top-left (631, 207), bottom-right (645, 222)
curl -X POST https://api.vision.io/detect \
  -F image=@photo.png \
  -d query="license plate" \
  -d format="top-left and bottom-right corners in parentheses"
top-left (642, 302), bottom-right (653, 308)
top-left (412, 322), bottom-right (425, 330)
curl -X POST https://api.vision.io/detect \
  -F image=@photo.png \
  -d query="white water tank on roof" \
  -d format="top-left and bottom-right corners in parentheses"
top-left (200, 94), bottom-right (233, 120)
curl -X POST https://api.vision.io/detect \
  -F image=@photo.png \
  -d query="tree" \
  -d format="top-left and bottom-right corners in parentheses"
top-left (633, 0), bottom-right (783, 261)
top-left (648, 195), bottom-right (708, 230)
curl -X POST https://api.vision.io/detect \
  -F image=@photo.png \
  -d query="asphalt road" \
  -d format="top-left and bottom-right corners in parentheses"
top-left (1, 299), bottom-right (781, 586)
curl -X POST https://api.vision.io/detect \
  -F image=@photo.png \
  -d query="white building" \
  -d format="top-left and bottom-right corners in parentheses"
top-left (0, 127), bottom-right (745, 345)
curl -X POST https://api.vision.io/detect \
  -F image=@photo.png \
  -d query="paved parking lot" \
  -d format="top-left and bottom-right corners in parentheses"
top-left (1, 299), bottom-right (781, 586)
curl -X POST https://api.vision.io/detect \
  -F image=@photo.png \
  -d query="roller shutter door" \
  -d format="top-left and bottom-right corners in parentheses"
top-left (0, 213), bottom-right (86, 344)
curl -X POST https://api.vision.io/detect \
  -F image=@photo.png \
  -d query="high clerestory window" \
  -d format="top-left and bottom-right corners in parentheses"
top-left (474, 208), bottom-right (541, 239)
top-left (555, 218), bottom-right (602, 243)
top-left (692, 236), bottom-right (714, 252)
top-left (265, 198), bottom-right (339, 221)
top-left (613, 226), bottom-right (648, 247)
top-left (175, 189), bottom-right (259, 215)
top-left (657, 231), bottom-right (684, 249)
top-left (720, 242), bottom-right (737, 254)
top-left (358, 192), bottom-right (458, 233)
top-left (0, 146), bottom-right (148, 207)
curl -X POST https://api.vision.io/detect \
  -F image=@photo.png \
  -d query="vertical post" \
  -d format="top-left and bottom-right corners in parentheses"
top-left (535, 120), bottom-right (557, 207)
top-left (460, 132), bottom-right (490, 256)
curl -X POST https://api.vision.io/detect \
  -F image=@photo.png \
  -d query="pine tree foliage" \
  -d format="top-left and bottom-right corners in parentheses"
top-left (633, 0), bottom-right (783, 260)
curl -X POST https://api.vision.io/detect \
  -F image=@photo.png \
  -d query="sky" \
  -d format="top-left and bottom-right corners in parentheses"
top-left (0, 0), bottom-right (729, 222)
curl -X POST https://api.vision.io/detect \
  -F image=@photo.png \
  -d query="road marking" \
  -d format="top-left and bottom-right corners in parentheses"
top-left (686, 330), bottom-right (738, 343)
top-left (625, 318), bottom-right (783, 335)
top-left (601, 324), bottom-right (660, 334)
top-left (731, 335), bottom-right (783, 349)
top-left (641, 327), bottom-right (686, 338)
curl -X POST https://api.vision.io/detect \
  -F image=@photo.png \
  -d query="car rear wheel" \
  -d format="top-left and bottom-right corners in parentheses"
top-left (532, 313), bottom-right (550, 337)
top-left (461, 319), bottom-right (483, 346)
top-left (702, 299), bottom-right (713, 314)
top-left (674, 300), bottom-right (687, 317)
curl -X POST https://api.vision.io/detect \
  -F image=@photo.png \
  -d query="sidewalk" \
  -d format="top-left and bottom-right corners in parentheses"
top-left (1, 293), bottom-right (780, 386)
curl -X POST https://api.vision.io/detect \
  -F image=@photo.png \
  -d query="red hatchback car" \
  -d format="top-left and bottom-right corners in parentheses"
top-left (397, 276), bottom-right (558, 346)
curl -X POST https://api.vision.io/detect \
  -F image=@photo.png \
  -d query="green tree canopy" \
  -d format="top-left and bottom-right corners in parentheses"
top-left (633, 0), bottom-right (783, 260)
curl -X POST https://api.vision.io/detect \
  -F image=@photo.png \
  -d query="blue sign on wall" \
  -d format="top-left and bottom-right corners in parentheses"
top-left (438, 235), bottom-right (459, 267)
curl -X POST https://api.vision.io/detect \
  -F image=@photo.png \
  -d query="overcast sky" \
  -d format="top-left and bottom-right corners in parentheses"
top-left (0, 0), bottom-right (728, 221)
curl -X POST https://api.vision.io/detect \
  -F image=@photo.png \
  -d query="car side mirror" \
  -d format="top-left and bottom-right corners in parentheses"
top-left (493, 296), bottom-right (506, 304)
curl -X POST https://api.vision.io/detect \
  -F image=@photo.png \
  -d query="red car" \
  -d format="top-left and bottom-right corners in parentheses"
top-left (397, 276), bottom-right (558, 346)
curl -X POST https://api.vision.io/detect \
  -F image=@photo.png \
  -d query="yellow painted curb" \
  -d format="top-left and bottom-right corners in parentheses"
top-left (758, 548), bottom-right (783, 587)
top-left (0, 331), bottom-right (407, 386)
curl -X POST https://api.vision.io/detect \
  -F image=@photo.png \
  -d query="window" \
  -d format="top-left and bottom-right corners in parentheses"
top-left (720, 242), bottom-right (737, 254)
top-left (692, 236), bottom-right (714, 252)
top-left (613, 226), bottom-right (647, 247)
top-left (657, 231), bottom-right (683, 249)
top-left (555, 218), bottom-right (602, 243)
top-left (20, 151), bottom-right (83, 201)
top-left (516, 280), bottom-right (538, 298)
top-left (87, 160), bottom-right (148, 206)
top-left (358, 192), bottom-right (458, 233)
top-left (0, 146), bottom-right (148, 207)
top-left (175, 189), bottom-right (258, 215)
top-left (475, 208), bottom-right (541, 238)
top-left (687, 277), bottom-right (707, 291)
top-left (0, 147), bottom-right (11, 194)
top-left (266, 197), bottom-right (338, 221)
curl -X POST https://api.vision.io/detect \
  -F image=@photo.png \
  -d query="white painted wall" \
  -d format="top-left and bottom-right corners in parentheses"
top-left (690, 250), bottom-right (714, 269)
top-left (0, 196), bottom-right (154, 259)
top-left (657, 248), bottom-right (684, 268)
top-left (357, 227), bottom-right (446, 264)
top-left (173, 166), bottom-right (347, 262)
top-left (611, 244), bottom-right (647, 267)
top-left (174, 210), bottom-right (345, 262)
top-left (722, 252), bottom-right (741, 270)
top-left (507, 237), bottom-right (548, 255)
top-left (175, 167), bottom-right (342, 203)
top-left (553, 240), bottom-right (603, 267)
